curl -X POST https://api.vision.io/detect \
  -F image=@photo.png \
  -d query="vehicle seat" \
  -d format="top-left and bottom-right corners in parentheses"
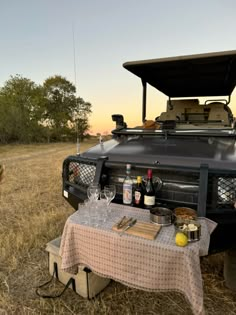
top-left (158, 111), bottom-right (181, 121)
top-left (207, 102), bottom-right (230, 125)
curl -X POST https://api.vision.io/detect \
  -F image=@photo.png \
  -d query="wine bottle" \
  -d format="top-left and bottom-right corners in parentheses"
top-left (134, 176), bottom-right (144, 207)
top-left (144, 169), bottom-right (155, 209)
top-left (123, 164), bottom-right (133, 205)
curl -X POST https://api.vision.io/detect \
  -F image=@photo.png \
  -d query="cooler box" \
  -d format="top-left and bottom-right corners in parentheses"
top-left (45, 237), bottom-right (111, 298)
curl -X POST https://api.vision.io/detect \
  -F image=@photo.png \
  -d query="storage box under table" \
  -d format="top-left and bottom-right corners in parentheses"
top-left (45, 237), bottom-right (111, 298)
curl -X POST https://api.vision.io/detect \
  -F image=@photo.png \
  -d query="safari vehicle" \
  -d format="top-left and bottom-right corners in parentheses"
top-left (62, 50), bottom-right (236, 253)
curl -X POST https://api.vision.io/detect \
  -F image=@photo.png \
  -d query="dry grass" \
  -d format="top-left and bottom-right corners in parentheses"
top-left (0, 141), bottom-right (236, 315)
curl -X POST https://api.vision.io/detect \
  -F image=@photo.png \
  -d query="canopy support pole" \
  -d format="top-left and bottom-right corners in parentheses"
top-left (142, 79), bottom-right (147, 122)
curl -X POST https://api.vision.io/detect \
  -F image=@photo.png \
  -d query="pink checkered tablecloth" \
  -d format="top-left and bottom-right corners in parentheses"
top-left (59, 203), bottom-right (217, 315)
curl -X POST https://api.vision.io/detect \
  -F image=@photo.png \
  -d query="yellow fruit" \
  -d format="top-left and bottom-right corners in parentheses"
top-left (175, 232), bottom-right (188, 247)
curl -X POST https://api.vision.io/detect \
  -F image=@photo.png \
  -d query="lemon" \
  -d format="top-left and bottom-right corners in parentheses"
top-left (175, 232), bottom-right (188, 247)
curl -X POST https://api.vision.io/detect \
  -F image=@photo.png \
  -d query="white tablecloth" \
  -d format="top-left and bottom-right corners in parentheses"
top-left (59, 203), bottom-right (217, 315)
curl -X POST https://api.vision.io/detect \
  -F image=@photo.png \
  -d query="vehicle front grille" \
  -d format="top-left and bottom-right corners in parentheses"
top-left (64, 158), bottom-right (96, 191)
top-left (70, 162), bottom-right (96, 187)
top-left (217, 177), bottom-right (236, 204)
top-left (207, 174), bottom-right (236, 210)
top-left (63, 156), bottom-right (236, 214)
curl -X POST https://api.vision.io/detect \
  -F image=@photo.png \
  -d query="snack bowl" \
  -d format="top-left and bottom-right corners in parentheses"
top-left (174, 219), bottom-right (201, 242)
top-left (150, 207), bottom-right (174, 226)
top-left (174, 207), bottom-right (197, 221)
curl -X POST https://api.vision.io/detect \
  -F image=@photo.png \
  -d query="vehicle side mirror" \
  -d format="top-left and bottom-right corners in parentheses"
top-left (112, 114), bottom-right (127, 129)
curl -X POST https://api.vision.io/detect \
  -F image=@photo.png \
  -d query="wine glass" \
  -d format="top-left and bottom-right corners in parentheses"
top-left (104, 185), bottom-right (116, 213)
top-left (87, 184), bottom-right (101, 202)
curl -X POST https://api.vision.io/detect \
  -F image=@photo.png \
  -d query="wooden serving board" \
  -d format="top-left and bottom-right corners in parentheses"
top-left (112, 220), bottom-right (161, 240)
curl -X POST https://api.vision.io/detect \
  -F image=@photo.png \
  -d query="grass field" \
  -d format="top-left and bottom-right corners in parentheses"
top-left (0, 141), bottom-right (236, 315)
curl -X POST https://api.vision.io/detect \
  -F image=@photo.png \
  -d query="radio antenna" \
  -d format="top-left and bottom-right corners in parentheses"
top-left (72, 24), bottom-right (77, 94)
top-left (72, 24), bottom-right (80, 155)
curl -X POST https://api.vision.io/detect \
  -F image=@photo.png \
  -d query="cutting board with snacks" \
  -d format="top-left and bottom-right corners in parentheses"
top-left (112, 218), bottom-right (161, 240)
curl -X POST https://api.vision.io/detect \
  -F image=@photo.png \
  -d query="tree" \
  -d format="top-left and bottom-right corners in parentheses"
top-left (0, 74), bottom-right (92, 143)
top-left (0, 75), bottom-right (45, 143)
top-left (43, 75), bottom-right (91, 141)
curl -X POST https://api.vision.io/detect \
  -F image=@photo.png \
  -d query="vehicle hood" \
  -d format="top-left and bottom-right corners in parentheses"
top-left (81, 137), bottom-right (236, 170)
top-left (123, 50), bottom-right (236, 98)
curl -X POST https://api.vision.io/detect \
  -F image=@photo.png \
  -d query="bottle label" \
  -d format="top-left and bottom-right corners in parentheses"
top-left (144, 195), bottom-right (155, 206)
top-left (134, 191), bottom-right (141, 204)
top-left (123, 184), bottom-right (132, 204)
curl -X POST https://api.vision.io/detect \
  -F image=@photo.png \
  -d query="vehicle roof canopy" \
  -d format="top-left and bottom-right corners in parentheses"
top-left (123, 50), bottom-right (236, 98)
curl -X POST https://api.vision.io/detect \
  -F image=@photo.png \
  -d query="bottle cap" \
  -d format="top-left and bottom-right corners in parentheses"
top-left (147, 169), bottom-right (152, 178)
top-left (137, 176), bottom-right (142, 183)
top-left (126, 164), bottom-right (131, 171)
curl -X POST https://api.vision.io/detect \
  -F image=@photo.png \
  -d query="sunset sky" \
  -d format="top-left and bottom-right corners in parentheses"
top-left (1, 0), bottom-right (236, 134)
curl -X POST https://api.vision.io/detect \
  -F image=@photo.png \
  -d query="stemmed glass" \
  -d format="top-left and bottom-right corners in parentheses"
top-left (104, 185), bottom-right (116, 214)
top-left (87, 184), bottom-right (101, 202)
